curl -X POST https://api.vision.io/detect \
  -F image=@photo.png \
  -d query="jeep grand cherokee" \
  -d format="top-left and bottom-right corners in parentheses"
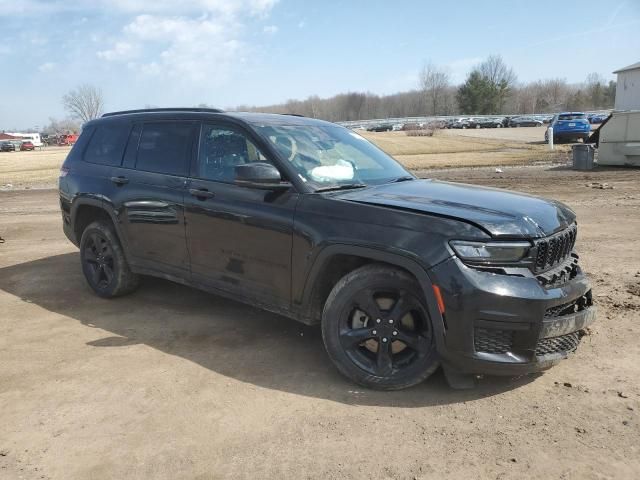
top-left (59, 108), bottom-right (595, 390)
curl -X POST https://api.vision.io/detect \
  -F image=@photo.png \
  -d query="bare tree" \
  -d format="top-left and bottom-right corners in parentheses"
top-left (44, 117), bottom-right (81, 135)
top-left (419, 62), bottom-right (450, 115)
top-left (62, 84), bottom-right (104, 123)
top-left (477, 55), bottom-right (517, 112)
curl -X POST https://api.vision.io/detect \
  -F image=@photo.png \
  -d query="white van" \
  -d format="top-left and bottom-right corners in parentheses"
top-left (7, 132), bottom-right (42, 147)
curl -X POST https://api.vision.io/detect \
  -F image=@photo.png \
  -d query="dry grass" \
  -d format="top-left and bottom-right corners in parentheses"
top-left (0, 147), bottom-right (69, 189)
top-left (0, 132), bottom-right (571, 189)
top-left (360, 130), bottom-right (570, 169)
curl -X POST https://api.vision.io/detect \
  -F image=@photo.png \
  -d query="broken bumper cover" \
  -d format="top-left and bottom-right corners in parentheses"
top-left (428, 257), bottom-right (596, 376)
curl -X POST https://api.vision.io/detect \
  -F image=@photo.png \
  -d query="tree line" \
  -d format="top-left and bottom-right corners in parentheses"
top-left (43, 55), bottom-right (616, 133)
top-left (234, 55), bottom-right (615, 121)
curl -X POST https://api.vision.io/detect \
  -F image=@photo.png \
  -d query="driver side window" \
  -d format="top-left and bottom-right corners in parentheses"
top-left (198, 125), bottom-right (270, 182)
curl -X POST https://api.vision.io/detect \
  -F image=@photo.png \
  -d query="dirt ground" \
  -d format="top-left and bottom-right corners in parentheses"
top-left (1, 134), bottom-right (639, 479)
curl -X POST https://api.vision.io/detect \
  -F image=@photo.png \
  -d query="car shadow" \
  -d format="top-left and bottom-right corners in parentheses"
top-left (0, 253), bottom-right (538, 407)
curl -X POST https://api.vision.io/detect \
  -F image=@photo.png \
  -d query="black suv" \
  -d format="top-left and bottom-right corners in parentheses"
top-left (59, 108), bottom-right (595, 390)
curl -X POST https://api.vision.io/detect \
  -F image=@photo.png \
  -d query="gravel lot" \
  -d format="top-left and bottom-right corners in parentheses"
top-left (1, 160), bottom-right (639, 479)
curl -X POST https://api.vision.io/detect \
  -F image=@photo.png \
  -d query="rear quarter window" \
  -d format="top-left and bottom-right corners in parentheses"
top-left (83, 122), bottom-right (130, 166)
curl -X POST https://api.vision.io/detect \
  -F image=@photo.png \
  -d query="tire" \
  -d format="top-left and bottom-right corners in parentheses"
top-left (321, 264), bottom-right (439, 390)
top-left (80, 220), bottom-right (139, 298)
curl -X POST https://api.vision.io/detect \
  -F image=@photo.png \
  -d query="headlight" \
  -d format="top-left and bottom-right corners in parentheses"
top-left (449, 240), bottom-right (531, 263)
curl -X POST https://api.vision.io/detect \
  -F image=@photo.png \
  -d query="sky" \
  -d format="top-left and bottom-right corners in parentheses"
top-left (0, 0), bottom-right (639, 130)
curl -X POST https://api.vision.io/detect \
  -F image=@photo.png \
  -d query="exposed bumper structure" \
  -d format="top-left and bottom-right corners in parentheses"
top-left (428, 256), bottom-right (595, 376)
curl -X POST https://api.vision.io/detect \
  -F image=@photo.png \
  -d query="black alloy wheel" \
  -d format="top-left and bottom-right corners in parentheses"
top-left (339, 288), bottom-right (432, 377)
top-left (83, 231), bottom-right (116, 291)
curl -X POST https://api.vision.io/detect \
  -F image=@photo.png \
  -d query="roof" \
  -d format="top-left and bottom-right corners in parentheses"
top-left (0, 133), bottom-right (20, 140)
top-left (96, 109), bottom-right (337, 128)
top-left (613, 62), bottom-right (640, 74)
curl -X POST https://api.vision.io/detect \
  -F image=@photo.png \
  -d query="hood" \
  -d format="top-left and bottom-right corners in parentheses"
top-left (335, 179), bottom-right (575, 238)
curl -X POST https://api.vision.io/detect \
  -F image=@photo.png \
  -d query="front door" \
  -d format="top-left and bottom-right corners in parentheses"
top-left (184, 123), bottom-right (298, 309)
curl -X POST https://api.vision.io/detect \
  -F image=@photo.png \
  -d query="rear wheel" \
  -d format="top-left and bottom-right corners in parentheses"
top-left (80, 220), bottom-right (139, 298)
top-left (321, 264), bottom-right (439, 390)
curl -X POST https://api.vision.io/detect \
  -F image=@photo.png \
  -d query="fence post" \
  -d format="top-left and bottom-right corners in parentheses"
top-left (548, 127), bottom-right (554, 150)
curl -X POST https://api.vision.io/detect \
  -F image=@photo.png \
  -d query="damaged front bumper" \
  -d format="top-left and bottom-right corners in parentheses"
top-left (428, 256), bottom-right (596, 376)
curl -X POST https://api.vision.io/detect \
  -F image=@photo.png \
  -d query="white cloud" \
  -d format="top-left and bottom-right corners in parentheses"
top-left (38, 62), bottom-right (56, 72)
top-left (89, 0), bottom-right (279, 85)
top-left (0, 0), bottom-right (278, 16)
top-left (297, 20), bottom-right (306, 28)
top-left (263, 25), bottom-right (278, 34)
top-left (97, 41), bottom-right (136, 60)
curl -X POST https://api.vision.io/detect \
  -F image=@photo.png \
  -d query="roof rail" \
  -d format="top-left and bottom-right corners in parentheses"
top-left (102, 107), bottom-right (224, 117)
top-left (280, 113), bottom-right (305, 117)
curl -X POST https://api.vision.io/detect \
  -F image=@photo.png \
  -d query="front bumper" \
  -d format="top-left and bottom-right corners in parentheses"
top-left (428, 257), bottom-right (595, 376)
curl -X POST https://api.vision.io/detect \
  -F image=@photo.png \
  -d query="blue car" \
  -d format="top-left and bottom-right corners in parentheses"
top-left (545, 112), bottom-right (591, 143)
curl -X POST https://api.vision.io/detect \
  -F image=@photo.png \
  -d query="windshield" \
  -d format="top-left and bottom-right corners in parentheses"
top-left (255, 124), bottom-right (411, 190)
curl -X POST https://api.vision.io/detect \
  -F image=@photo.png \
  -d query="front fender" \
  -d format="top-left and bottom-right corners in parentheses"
top-left (298, 243), bottom-right (447, 350)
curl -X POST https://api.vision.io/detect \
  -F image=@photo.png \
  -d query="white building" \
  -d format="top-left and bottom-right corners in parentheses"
top-left (597, 61), bottom-right (640, 166)
top-left (613, 61), bottom-right (640, 110)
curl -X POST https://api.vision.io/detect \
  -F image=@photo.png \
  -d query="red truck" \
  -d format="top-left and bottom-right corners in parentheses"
top-left (58, 134), bottom-right (79, 146)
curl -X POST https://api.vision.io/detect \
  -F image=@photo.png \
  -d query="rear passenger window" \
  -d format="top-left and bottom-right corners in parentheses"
top-left (135, 122), bottom-right (194, 176)
top-left (83, 123), bottom-right (130, 166)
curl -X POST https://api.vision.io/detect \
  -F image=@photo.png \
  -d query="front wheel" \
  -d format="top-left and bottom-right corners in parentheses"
top-left (321, 264), bottom-right (439, 390)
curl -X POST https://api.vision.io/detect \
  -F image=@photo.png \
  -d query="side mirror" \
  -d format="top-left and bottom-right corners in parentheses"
top-left (234, 162), bottom-right (291, 190)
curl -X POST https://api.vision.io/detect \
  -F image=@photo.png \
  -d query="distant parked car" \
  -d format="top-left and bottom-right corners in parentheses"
top-left (367, 124), bottom-right (393, 132)
top-left (476, 117), bottom-right (504, 128)
top-left (20, 141), bottom-right (35, 151)
top-left (508, 117), bottom-right (543, 127)
top-left (1, 141), bottom-right (16, 152)
top-left (449, 118), bottom-right (470, 129)
top-left (545, 112), bottom-right (591, 143)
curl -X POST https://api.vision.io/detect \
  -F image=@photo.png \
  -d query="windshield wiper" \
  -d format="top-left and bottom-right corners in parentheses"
top-left (314, 183), bottom-right (368, 193)
top-left (389, 176), bottom-right (415, 183)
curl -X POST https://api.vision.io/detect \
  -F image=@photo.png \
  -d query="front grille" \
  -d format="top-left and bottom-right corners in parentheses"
top-left (544, 291), bottom-right (592, 319)
top-left (534, 224), bottom-right (577, 272)
top-left (535, 331), bottom-right (582, 356)
top-left (474, 328), bottom-right (513, 354)
top-left (536, 254), bottom-right (579, 288)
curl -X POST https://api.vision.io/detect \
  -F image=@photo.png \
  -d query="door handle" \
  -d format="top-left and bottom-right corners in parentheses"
top-left (110, 176), bottom-right (129, 185)
top-left (188, 188), bottom-right (215, 199)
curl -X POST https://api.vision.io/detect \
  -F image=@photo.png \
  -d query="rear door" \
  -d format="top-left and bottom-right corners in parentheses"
top-left (184, 122), bottom-right (298, 309)
top-left (107, 120), bottom-right (198, 278)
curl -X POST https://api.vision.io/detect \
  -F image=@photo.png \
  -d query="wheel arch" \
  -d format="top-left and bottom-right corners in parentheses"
top-left (71, 197), bottom-right (128, 255)
top-left (299, 245), bottom-right (446, 341)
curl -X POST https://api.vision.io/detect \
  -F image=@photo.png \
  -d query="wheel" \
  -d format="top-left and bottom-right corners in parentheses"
top-left (496, 123), bottom-right (502, 128)
top-left (321, 264), bottom-right (439, 390)
top-left (80, 220), bottom-right (139, 298)
top-left (516, 124), bottom-right (520, 128)
top-left (475, 124), bottom-right (480, 129)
